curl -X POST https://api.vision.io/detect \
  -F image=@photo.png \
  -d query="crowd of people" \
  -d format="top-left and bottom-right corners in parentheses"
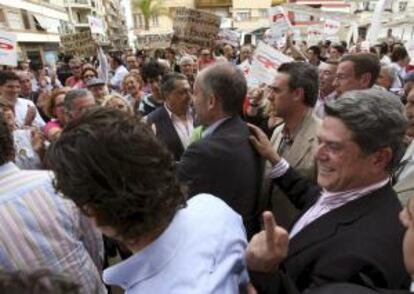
top-left (0, 30), bottom-right (414, 294)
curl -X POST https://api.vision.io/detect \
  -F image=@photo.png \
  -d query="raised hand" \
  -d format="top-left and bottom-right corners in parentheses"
top-left (24, 105), bottom-right (37, 127)
top-left (247, 123), bottom-right (281, 165)
top-left (245, 211), bottom-right (289, 273)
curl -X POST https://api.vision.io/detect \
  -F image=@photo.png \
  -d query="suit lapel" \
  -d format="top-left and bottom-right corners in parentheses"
top-left (284, 113), bottom-right (318, 167)
top-left (159, 107), bottom-right (185, 158)
top-left (287, 185), bottom-right (391, 258)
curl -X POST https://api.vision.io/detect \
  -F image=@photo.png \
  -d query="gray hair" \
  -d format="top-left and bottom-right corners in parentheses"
top-left (179, 56), bottom-right (195, 66)
top-left (63, 89), bottom-right (93, 114)
top-left (197, 62), bottom-right (247, 115)
top-left (380, 64), bottom-right (399, 85)
top-left (325, 88), bottom-right (407, 171)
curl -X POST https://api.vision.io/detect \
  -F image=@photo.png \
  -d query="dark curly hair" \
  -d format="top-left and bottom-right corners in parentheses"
top-left (46, 108), bottom-right (187, 243)
top-left (0, 111), bottom-right (14, 165)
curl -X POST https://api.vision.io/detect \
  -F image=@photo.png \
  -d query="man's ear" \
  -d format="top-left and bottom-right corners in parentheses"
top-left (292, 88), bottom-right (304, 103)
top-left (360, 72), bottom-right (372, 89)
top-left (207, 94), bottom-right (218, 111)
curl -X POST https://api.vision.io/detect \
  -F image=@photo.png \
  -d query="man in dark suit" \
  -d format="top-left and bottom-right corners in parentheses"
top-left (178, 62), bottom-right (262, 239)
top-left (245, 88), bottom-right (410, 292)
top-left (146, 73), bottom-right (194, 161)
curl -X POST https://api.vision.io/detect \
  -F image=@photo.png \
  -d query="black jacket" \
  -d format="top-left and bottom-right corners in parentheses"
top-left (253, 167), bottom-right (410, 293)
top-left (178, 115), bottom-right (263, 239)
top-left (147, 106), bottom-right (189, 161)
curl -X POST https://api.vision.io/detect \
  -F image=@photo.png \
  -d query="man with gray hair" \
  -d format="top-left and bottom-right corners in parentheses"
top-left (246, 88), bottom-right (409, 292)
top-left (376, 64), bottom-right (401, 93)
top-left (63, 89), bottom-right (96, 122)
top-left (179, 56), bottom-right (196, 90)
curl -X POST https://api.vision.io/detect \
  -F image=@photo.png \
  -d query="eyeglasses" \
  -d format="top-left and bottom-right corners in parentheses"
top-left (83, 75), bottom-right (96, 79)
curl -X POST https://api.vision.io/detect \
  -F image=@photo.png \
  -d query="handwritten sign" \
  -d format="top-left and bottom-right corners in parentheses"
top-left (172, 8), bottom-right (221, 48)
top-left (60, 30), bottom-right (96, 57)
top-left (137, 33), bottom-right (172, 49)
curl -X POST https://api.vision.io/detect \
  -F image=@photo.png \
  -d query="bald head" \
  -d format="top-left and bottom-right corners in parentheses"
top-left (197, 62), bottom-right (246, 115)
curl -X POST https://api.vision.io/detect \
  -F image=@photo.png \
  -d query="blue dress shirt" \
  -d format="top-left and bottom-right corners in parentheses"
top-left (103, 194), bottom-right (249, 293)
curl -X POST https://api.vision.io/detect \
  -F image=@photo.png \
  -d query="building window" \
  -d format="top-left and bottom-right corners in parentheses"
top-left (259, 9), bottom-right (268, 18)
top-left (21, 10), bottom-right (32, 30)
top-left (151, 15), bottom-right (159, 27)
top-left (6, 10), bottom-right (24, 30)
top-left (134, 14), bottom-right (144, 28)
top-left (237, 11), bottom-right (251, 21)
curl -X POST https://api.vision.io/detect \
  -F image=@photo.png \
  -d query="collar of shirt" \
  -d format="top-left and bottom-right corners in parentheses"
top-left (0, 162), bottom-right (20, 181)
top-left (281, 109), bottom-right (314, 143)
top-left (202, 116), bottom-right (231, 138)
top-left (164, 104), bottom-right (193, 122)
top-left (318, 177), bottom-right (390, 208)
top-left (410, 281), bottom-right (414, 292)
top-left (103, 210), bottom-right (187, 290)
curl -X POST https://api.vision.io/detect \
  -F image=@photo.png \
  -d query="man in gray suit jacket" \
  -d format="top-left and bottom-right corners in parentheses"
top-left (263, 62), bottom-right (321, 229)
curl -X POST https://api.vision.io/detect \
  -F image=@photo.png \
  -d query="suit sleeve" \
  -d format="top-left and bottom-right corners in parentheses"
top-left (272, 167), bottom-right (320, 210)
top-left (178, 142), bottom-right (210, 197)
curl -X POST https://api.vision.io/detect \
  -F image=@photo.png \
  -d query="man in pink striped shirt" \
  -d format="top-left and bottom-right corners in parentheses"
top-left (246, 88), bottom-right (410, 293)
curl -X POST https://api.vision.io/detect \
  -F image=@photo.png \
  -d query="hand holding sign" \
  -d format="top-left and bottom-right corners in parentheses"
top-left (245, 211), bottom-right (289, 273)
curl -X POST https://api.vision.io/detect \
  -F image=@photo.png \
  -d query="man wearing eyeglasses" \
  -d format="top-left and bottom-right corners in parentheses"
top-left (262, 61), bottom-right (321, 229)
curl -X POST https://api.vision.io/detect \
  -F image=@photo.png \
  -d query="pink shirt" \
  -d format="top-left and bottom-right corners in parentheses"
top-left (270, 158), bottom-right (390, 238)
top-left (44, 119), bottom-right (62, 139)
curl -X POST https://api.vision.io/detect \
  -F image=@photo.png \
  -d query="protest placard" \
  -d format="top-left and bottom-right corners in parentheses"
top-left (268, 6), bottom-right (291, 45)
top-left (247, 42), bottom-right (293, 87)
top-left (238, 59), bottom-right (251, 79)
top-left (172, 8), bottom-right (221, 48)
top-left (137, 33), bottom-right (172, 49)
top-left (0, 31), bottom-right (17, 67)
top-left (217, 29), bottom-right (240, 47)
top-left (307, 26), bottom-right (323, 46)
top-left (60, 30), bottom-right (96, 57)
top-left (88, 16), bottom-right (105, 35)
top-left (324, 19), bottom-right (341, 37)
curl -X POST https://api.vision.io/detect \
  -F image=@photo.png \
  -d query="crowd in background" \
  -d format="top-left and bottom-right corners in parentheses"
top-left (1, 28), bottom-right (414, 293)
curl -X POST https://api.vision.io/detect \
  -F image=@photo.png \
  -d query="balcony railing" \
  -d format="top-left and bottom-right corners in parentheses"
top-left (195, 0), bottom-right (232, 8)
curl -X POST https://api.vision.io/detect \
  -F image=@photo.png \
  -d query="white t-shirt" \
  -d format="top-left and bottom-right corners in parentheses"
top-left (14, 98), bottom-right (45, 130)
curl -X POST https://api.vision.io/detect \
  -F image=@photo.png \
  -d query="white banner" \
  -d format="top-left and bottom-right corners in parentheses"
top-left (88, 16), bottom-right (105, 35)
top-left (0, 31), bottom-right (17, 67)
top-left (324, 19), bottom-right (340, 36)
top-left (238, 59), bottom-right (251, 79)
top-left (268, 6), bottom-right (291, 43)
top-left (307, 26), bottom-right (323, 46)
top-left (247, 42), bottom-right (293, 87)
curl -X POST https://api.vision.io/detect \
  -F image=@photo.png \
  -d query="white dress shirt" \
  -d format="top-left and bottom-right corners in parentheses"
top-left (103, 194), bottom-right (249, 294)
top-left (164, 105), bottom-right (194, 149)
top-left (14, 98), bottom-right (45, 130)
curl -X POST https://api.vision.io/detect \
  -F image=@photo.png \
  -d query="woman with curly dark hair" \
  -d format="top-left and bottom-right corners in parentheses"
top-left (46, 108), bottom-right (249, 293)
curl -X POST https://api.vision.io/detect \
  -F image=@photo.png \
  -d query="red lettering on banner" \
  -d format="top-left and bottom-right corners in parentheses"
top-left (272, 13), bottom-right (285, 22)
top-left (257, 55), bottom-right (279, 71)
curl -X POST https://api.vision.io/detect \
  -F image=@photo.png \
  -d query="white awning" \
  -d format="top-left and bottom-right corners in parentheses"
top-left (33, 15), bottom-right (62, 34)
